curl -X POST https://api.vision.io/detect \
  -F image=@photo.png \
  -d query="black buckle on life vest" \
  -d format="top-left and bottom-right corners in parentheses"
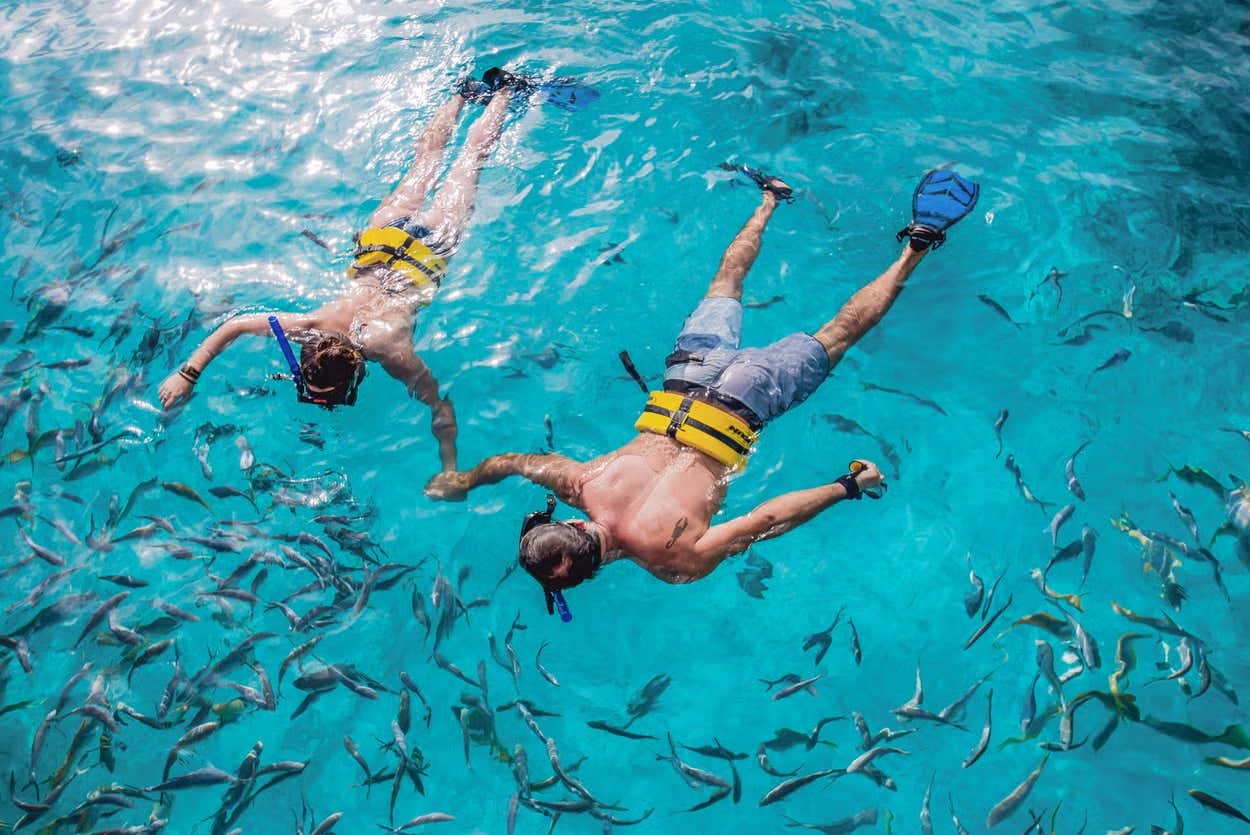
top-left (666, 397), bottom-right (694, 438)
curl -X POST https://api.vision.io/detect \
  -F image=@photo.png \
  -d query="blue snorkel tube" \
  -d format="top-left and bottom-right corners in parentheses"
top-left (268, 315), bottom-right (305, 388)
top-left (551, 590), bottom-right (573, 623)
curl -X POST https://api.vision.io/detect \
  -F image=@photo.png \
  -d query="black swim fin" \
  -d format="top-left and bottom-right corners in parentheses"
top-left (481, 68), bottom-right (600, 112)
top-left (718, 163), bottom-right (794, 202)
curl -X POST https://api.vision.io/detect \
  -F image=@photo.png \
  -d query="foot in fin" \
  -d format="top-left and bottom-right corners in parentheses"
top-left (456, 77), bottom-right (493, 104)
top-left (895, 168), bottom-right (980, 251)
top-left (718, 163), bottom-right (795, 203)
top-left (481, 68), bottom-right (600, 112)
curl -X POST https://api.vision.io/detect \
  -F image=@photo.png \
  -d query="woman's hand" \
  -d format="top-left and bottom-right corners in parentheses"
top-left (158, 372), bottom-right (195, 409)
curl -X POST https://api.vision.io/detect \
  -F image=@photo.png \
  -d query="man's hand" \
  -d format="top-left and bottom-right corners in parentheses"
top-left (158, 373), bottom-right (195, 409)
top-left (425, 470), bottom-right (472, 502)
top-left (850, 459), bottom-right (885, 492)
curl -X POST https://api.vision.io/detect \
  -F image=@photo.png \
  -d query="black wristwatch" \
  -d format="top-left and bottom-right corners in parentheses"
top-left (834, 472), bottom-right (863, 500)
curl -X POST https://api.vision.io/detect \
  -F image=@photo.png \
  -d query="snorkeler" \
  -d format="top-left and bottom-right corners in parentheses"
top-left (158, 68), bottom-right (580, 472)
top-left (425, 166), bottom-right (980, 618)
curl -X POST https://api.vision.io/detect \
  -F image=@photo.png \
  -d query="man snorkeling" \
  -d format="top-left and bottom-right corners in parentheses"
top-left (159, 68), bottom-right (586, 472)
top-left (425, 166), bottom-right (980, 618)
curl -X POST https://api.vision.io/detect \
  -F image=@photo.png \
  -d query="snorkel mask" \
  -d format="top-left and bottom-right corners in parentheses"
top-left (268, 316), bottom-right (365, 408)
top-left (518, 494), bottom-right (574, 623)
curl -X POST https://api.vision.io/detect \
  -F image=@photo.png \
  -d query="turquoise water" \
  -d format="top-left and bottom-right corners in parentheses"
top-left (2, 0), bottom-right (1250, 832)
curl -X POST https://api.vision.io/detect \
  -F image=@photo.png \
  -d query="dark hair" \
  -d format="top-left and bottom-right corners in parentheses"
top-left (519, 522), bottom-right (601, 591)
top-left (299, 334), bottom-right (363, 399)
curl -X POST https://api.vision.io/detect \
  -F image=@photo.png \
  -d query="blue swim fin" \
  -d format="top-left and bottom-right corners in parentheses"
top-left (535, 78), bottom-right (601, 112)
top-left (896, 169), bottom-right (980, 251)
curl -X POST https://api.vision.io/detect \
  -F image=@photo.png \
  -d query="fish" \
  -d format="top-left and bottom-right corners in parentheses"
top-left (1064, 441), bottom-right (1090, 500)
top-left (1030, 569), bottom-right (1084, 611)
top-left (1142, 320), bottom-right (1194, 343)
top-left (802, 607), bottom-right (845, 665)
top-left (759, 768), bottom-right (842, 806)
top-left (993, 409), bottom-right (1008, 458)
top-left (1162, 464), bottom-right (1228, 501)
top-left (1057, 323), bottom-right (1108, 347)
top-left (964, 554), bottom-right (985, 617)
top-left (1079, 525), bottom-right (1098, 588)
top-left (1031, 267), bottom-right (1067, 306)
top-left (845, 745), bottom-right (907, 776)
top-left (985, 753), bottom-right (1048, 828)
top-left (1092, 348), bottom-right (1131, 374)
top-left (680, 739), bottom-right (747, 761)
top-left (964, 594), bottom-right (1013, 650)
top-left (978, 294), bottom-right (1021, 329)
top-left (625, 673), bottom-right (672, 725)
top-left (755, 744), bottom-right (800, 778)
top-left (949, 795), bottom-right (972, 835)
top-left (1168, 492), bottom-right (1201, 544)
top-left (1058, 607), bottom-right (1101, 669)
top-left (861, 382), bottom-right (948, 416)
top-left (773, 674), bottom-right (823, 701)
top-left (1035, 641), bottom-right (1067, 710)
top-left (73, 592), bottom-right (129, 648)
top-left (586, 720), bottom-right (656, 740)
top-left (962, 690), bottom-right (993, 768)
top-left (1005, 455), bottom-right (1054, 515)
top-left (847, 618), bottom-right (862, 665)
top-left (921, 773), bottom-right (935, 834)
top-left (160, 481), bottom-right (211, 510)
top-left (1014, 613), bottom-right (1077, 643)
top-left (1044, 539), bottom-right (1083, 577)
top-left (1046, 504), bottom-right (1075, 547)
top-left (1122, 275), bottom-right (1136, 318)
top-left (535, 641), bottom-right (559, 687)
top-left (146, 767), bottom-right (236, 792)
top-left (1205, 755), bottom-right (1250, 771)
top-left (1108, 601), bottom-right (1194, 639)
top-left (1187, 789), bottom-right (1250, 825)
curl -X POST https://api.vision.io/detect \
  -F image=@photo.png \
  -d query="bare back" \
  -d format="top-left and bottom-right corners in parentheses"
top-left (578, 433), bottom-right (732, 582)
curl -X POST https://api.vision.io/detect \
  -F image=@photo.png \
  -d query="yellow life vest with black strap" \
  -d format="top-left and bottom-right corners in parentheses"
top-left (634, 390), bottom-right (759, 470)
top-left (348, 226), bottom-right (447, 288)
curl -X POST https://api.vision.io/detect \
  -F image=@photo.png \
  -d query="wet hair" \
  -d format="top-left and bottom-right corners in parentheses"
top-left (298, 334), bottom-right (363, 399)
top-left (519, 522), bottom-right (602, 592)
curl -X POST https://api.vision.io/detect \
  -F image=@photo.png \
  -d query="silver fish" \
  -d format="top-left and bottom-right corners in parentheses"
top-left (759, 768), bottom-right (842, 806)
top-left (1064, 441), bottom-right (1090, 500)
top-left (964, 553), bottom-right (984, 617)
top-left (535, 641), bottom-right (560, 687)
top-left (993, 409), bottom-right (1009, 459)
top-left (1034, 641), bottom-right (1066, 710)
top-left (962, 690), bottom-right (992, 768)
top-left (1047, 504), bottom-right (1075, 547)
top-left (1005, 455), bottom-right (1053, 516)
top-left (773, 673), bottom-right (822, 701)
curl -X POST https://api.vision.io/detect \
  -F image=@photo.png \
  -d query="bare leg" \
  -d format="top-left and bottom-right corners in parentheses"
top-left (704, 191), bottom-right (780, 300)
top-left (813, 245), bottom-right (928, 368)
top-left (368, 94), bottom-right (468, 229)
top-left (416, 89), bottom-right (513, 253)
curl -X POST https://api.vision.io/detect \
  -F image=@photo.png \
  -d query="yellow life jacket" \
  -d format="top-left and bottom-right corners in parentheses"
top-left (634, 390), bottom-right (759, 470)
top-left (348, 226), bottom-right (447, 287)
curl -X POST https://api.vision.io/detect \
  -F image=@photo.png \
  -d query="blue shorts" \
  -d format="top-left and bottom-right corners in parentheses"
top-left (662, 297), bottom-right (830, 426)
top-left (385, 216), bottom-right (455, 257)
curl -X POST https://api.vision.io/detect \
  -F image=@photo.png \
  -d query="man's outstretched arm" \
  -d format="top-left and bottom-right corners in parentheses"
top-left (425, 452), bottom-right (586, 507)
top-left (684, 461), bottom-right (884, 580)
